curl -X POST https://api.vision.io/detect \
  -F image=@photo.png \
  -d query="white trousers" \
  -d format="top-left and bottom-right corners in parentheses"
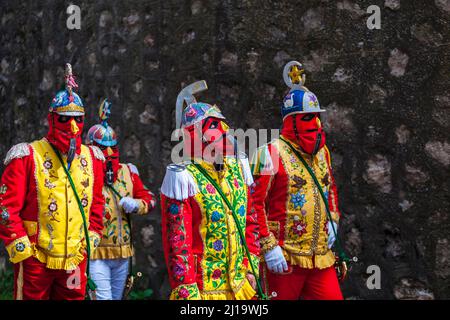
top-left (89, 258), bottom-right (129, 300)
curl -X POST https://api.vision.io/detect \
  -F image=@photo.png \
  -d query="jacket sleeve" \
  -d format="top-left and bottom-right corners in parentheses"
top-left (243, 186), bottom-right (260, 276)
top-left (87, 154), bottom-right (105, 252)
top-left (324, 146), bottom-right (341, 224)
top-left (251, 145), bottom-right (278, 255)
top-left (161, 193), bottom-right (200, 300)
top-left (0, 150), bottom-right (34, 263)
top-left (128, 164), bottom-right (156, 215)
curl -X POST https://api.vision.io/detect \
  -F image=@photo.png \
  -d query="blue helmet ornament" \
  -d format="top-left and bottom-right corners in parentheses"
top-left (49, 63), bottom-right (85, 116)
top-left (87, 99), bottom-right (118, 147)
top-left (281, 61), bottom-right (326, 120)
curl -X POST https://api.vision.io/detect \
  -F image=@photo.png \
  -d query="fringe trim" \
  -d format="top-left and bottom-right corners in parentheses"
top-left (33, 244), bottom-right (85, 271)
top-left (92, 245), bottom-right (133, 260)
top-left (161, 164), bottom-right (198, 200)
top-left (238, 153), bottom-right (254, 186)
top-left (284, 250), bottom-right (335, 270)
top-left (201, 279), bottom-right (256, 300)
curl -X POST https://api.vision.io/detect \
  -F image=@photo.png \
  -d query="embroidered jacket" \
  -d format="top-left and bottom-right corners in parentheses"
top-left (251, 136), bottom-right (341, 269)
top-left (0, 138), bottom-right (105, 270)
top-left (93, 163), bottom-right (156, 260)
top-left (160, 157), bottom-right (260, 300)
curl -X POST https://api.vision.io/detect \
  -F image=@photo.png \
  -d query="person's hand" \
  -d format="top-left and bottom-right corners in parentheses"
top-left (327, 221), bottom-right (338, 248)
top-left (119, 197), bottom-right (139, 213)
top-left (264, 245), bottom-right (288, 274)
top-left (246, 273), bottom-right (257, 290)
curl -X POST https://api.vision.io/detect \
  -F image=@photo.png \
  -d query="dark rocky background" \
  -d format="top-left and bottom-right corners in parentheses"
top-left (0, 0), bottom-right (449, 299)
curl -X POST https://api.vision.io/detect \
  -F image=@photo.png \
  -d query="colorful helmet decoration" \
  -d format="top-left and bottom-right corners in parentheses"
top-left (281, 61), bottom-right (326, 120)
top-left (87, 98), bottom-right (118, 147)
top-left (49, 63), bottom-right (84, 116)
top-left (176, 80), bottom-right (226, 129)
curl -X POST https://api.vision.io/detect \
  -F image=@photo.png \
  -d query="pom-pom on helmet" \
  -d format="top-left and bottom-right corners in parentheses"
top-left (281, 61), bottom-right (326, 120)
top-left (87, 98), bottom-right (118, 147)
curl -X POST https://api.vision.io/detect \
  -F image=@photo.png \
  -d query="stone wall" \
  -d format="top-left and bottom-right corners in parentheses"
top-left (0, 0), bottom-right (449, 299)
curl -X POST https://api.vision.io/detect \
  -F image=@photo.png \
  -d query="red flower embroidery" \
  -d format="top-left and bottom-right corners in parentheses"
top-left (179, 288), bottom-right (190, 298)
top-left (292, 219), bottom-right (307, 237)
top-left (206, 184), bottom-right (216, 194)
top-left (105, 212), bottom-right (111, 220)
top-left (233, 178), bottom-right (240, 189)
top-left (212, 269), bottom-right (222, 279)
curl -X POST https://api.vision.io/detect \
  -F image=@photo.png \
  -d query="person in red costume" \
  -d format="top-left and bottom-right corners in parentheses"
top-left (86, 98), bottom-right (156, 300)
top-left (160, 81), bottom-right (261, 300)
top-left (0, 63), bottom-right (105, 300)
top-left (251, 61), bottom-right (343, 300)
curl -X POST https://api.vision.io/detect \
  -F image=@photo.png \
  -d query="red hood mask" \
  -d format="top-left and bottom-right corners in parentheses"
top-left (94, 144), bottom-right (120, 185)
top-left (46, 113), bottom-right (84, 161)
top-left (281, 113), bottom-right (326, 155)
top-left (183, 117), bottom-right (235, 163)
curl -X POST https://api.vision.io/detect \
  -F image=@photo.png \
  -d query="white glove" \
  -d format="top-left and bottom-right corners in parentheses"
top-left (264, 245), bottom-right (288, 274)
top-left (119, 197), bottom-right (139, 214)
top-left (327, 221), bottom-right (338, 248)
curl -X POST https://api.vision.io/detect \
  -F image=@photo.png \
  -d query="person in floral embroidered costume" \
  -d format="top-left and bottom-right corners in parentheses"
top-left (160, 81), bottom-right (260, 300)
top-left (251, 61), bottom-right (343, 300)
top-left (0, 64), bottom-right (105, 300)
top-left (86, 98), bottom-right (156, 300)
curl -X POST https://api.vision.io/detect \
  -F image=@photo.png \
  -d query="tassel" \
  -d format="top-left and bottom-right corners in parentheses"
top-left (161, 164), bottom-right (198, 200)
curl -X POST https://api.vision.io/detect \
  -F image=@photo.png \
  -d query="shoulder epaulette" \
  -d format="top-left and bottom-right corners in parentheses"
top-left (237, 153), bottom-right (254, 186)
top-left (127, 163), bottom-right (140, 176)
top-left (89, 145), bottom-right (105, 161)
top-left (4, 143), bottom-right (30, 166)
top-left (161, 163), bottom-right (198, 200)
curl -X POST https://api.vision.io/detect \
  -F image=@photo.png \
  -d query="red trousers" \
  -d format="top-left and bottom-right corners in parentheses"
top-left (265, 265), bottom-right (343, 300)
top-left (13, 256), bottom-right (87, 300)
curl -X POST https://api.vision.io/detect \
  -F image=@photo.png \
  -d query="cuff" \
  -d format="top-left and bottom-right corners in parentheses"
top-left (170, 283), bottom-right (201, 300)
top-left (259, 233), bottom-right (278, 255)
top-left (6, 236), bottom-right (33, 264)
top-left (88, 231), bottom-right (101, 255)
top-left (136, 199), bottom-right (149, 215)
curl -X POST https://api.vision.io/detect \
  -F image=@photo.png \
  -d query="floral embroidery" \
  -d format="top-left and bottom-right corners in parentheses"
top-left (290, 192), bottom-right (306, 209)
top-left (0, 184), bottom-right (7, 195)
top-left (15, 242), bottom-right (25, 252)
top-left (211, 211), bottom-right (221, 222)
top-left (233, 178), bottom-right (240, 189)
top-left (44, 178), bottom-right (56, 189)
top-left (46, 197), bottom-right (60, 222)
top-left (47, 223), bottom-right (55, 251)
top-left (179, 288), bottom-right (190, 298)
top-left (173, 263), bottom-right (186, 278)
top-left (212, 269), bottom-right (222, 279)
top-left (292, 218), bottom-right (307, 237)
top-left (292, 175), bottom-right (307, 189)
top-left (169, 203), bottom-right (180, 215)
top-left (237, 205), bottom-right (245, 217)
top-left (43, 159), bottom-right (53, 170)
top-left (80, 158), bottom-right (88, 167)
top-left (81, 178), bottom-right (90, 188)
top-left (206, 184), bottom-right (216, 194)
top-left (81, 195), bottom-right (89, 208)
top-left (213, 240), bottom-right (223, 251)
top-left (1, 207), bottom-right (9, 223)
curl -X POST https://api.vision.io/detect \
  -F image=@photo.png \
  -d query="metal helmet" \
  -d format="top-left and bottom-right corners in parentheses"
top-left (281, 61), bottom-right (326, 120)
top-left (87, 98), bottom-right (118, 147)
top-left (175, 80), bottom-right (226, 129)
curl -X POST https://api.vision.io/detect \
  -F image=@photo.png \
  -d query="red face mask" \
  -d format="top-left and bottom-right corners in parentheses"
top-left (95, 143), bottom-right (120, 184)
top-left (46, 113), bottom-right (84, 155)
top-left (281, 113), bottom-right (326, 155)
top-left (183, 117), bottom-right (234, 162)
